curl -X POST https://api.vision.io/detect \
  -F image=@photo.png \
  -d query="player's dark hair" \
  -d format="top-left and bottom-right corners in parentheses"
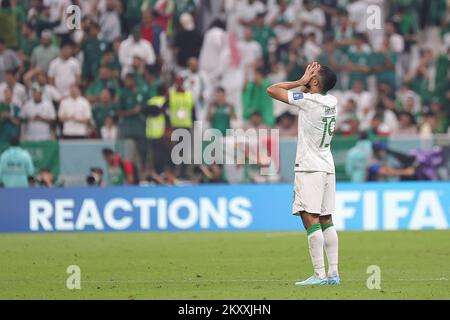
top-left (318, 66), bottom-right (337, 94)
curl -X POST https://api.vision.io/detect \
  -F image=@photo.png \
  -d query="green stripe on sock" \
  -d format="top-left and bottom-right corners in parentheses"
top-left (307, 224), bottom-right (322, 236)
top-left (321, 223), bottom-right (334, 232)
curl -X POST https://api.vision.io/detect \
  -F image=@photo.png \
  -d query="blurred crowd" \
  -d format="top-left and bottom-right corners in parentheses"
top-left (0, 0), bottom-right (449, 186)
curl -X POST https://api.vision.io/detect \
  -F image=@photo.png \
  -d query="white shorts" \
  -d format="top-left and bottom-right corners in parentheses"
top-left (292, 172), bottom-right (336, 216)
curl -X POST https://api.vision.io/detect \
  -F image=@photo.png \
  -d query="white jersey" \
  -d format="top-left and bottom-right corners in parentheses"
top-left (288, 91), bottom-right (338, 174)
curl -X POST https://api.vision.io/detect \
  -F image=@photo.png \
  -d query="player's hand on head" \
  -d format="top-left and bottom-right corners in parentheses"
top-left (301, 62), bottom-right (321, 84)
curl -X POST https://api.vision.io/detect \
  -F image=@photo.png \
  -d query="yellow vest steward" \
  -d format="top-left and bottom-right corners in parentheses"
top-left (146, 96), bottom-right (166, 139)
top-left (169, 89), bottom-right (194, 129)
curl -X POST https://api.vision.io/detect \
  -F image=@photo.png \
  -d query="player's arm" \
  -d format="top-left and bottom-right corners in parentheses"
top-left (267, 62), bottom-right (320, 104)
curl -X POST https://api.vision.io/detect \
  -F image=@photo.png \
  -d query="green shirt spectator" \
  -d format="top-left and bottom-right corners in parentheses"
top-left (118, 75), bottom-right (145, 139)
top-left (207, 88), bottom-right (236, 135)
top-left (81, 23), bottom-right (108, 81)
top-left (0, 88), bottom-right (21, 143)
top-left (252, 14), bottom-right (276, 60)
top-left (242, 70), bottom-right (274, 127)
top-left (347, 43), bottom-right (372, 89)
top-left (92, 89), bottom-right (118, 136)
top-left (30, 31), bottom-right (59, 72)
top-left (371, 49), bottom-right (397, 89)
top-left (85, 67), bottom-right (120, 103)
top-left (125, 0), bottom-right (144, 31)
top-left (18, 23), bottom-right (39, 71)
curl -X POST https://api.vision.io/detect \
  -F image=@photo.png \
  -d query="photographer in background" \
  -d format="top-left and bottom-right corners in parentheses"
top-left (102, 148), bottom-right (139, 186)
top-left (86, 167), bottom-right (104, 187)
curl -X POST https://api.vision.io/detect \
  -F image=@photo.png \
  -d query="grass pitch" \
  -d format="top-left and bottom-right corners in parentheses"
top-left (0, 230), bottom-right (449, 300)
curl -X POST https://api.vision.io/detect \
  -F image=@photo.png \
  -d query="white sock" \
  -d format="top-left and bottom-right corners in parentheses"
top-left (307, 224), bottom-right (326, 279)
top-left (322, 224), bottom-right (339, 277)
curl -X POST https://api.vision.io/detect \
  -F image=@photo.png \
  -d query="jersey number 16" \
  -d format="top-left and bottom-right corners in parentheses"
top-left (320, 117), bottom-right (336, 149)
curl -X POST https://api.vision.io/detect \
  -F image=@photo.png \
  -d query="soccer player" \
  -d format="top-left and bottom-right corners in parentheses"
top-left (267, 62), bottom-right (340, 286)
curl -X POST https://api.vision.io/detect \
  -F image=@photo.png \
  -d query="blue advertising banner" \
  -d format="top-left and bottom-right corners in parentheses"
top-left (0, 182), bottom-right (449, 233)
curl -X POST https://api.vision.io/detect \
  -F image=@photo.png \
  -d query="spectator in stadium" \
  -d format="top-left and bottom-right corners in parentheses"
top-left (48, 42), bottom-right (81, 97)
top-left (173, 13), bottom-right (203, 68)
top-left (298, 0), bottom-right (326, 44)
top-left (242, 68), bottom-right (274, 127)
top-left (81, 22), bottom-right (108, 83)
top-left (18, 23), bottom-right (40, 71)
top-left (266, 0), bottom-right (297, 60)
top-left (143, 84), bottom-right (169, 175)
top-left (92, 88), bottom-right (117, 138)
top-left (403, 47), bottom-right (436, 105)
top-left (342, 79), bottom-right (374, 124)
top-left (345, 132), bottom-right (373, 183)
top-left (346, 33), bottom-right (372, 89)
top-left (181, 57), bottom-right (210, 122)
top-left (239, 27), bottom-right (263, 82)
top-left (0, 70), bottom-right (27, 108)
top-left (0, 86), bottom-right (21, 143)
top-left (0, 137), bottom-right (34, 188)
top-left (117, 73), bottom-right (146, 171)
top-left (140, 9), bottom-right (164, 56)
top-left (207, 87), bottom-right (236, 136)
top-left (58, 85), bottom-right (93, 139)
top-left (117, 73), bottom-right (145, 139)
top-left (118, 26), bottom-right (156, 71)
top-left (252, 12), bottom-right (276, 69)
top-left (0, 37), bottom-right (20, 82)
top-left (420, 112), bottom-right (440, 138)
top-left (30, 30), bottom-right (59, 73)
top-left (275, 111), bottom-right (297, 138)
top-left (168, 75), bottom-right (195, 130)
top-left (23, 68), bottom-right (62, 106)
top-left (102, 148), bottom-right (139, 186)
top-left (429, 99), bottom-right (448, 134)
top-left (99, 0), bottom-right (122, 43)
top-left (21, 83), bottom-right (56, 142)
top-left (85, 66), bottom-right (119, 104)
top-left (100, 115), bottom-right (118, 141)
top-left (392, 111), bottom-right (418, 137)
top-left (199, 19), bottom-right (227, 89)
top-left (141, 64), bottom-right (162, 102)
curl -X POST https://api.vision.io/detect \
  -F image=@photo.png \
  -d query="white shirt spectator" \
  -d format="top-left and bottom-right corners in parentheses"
top-left (101, 125), bottom-right (118, 141)
top-left (99, 8), bottom-right (122, 42)
top-left (118, 36), bottom-right (156, 70)
top-left (58, 96), bottom-right (92, 137)
top-left (341, 89), bottom-right (374, 121)
top-left (266, 2), bottom-right (297, 45)
top-left (42, 84), bottom-right (62, 104)
top-left (240, 38), bottom-right (262, 69)
top-left (360, 109), bottom-right (399, 134)
top-left (299, 6), bottom-right (326, 44)
top-left (48, 57), bottom-right (81, 96)
top-left (0, 82), bottom-right (27, 107)
top-left (199, 27), bottom-right (227, 84)
top-left (21, 99), bottom-right (56, 141)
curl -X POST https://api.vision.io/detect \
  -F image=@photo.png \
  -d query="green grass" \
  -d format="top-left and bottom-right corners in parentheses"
top-left (0, 231), bottom-right (449, 300)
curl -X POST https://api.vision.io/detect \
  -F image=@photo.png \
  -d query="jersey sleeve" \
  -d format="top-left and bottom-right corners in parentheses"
top-left (288, 90), bottom-right (309, 109)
